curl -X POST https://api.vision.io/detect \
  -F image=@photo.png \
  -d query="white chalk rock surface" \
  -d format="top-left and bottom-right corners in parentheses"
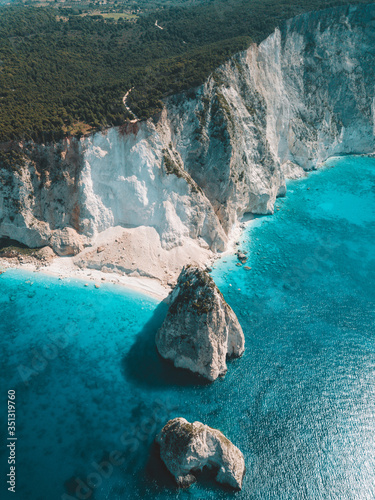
top-left (156, 417), bottom-right (246, 490)
top-left (156, 265), bottom-right (244, 381)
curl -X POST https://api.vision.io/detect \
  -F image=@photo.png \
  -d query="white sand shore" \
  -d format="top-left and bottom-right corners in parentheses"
top-left (0, 218), bottom-right (252, 301)
top-left (0, 256), bottom-right (170, 301)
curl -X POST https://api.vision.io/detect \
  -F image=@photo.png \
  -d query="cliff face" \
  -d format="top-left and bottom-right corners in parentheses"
top-left (1, 4), bottom-right (374, 263)
top-left (0, 127), bottom-right (227, 257)
top-left (0, 141), bottom-right (88, 254)
top-left (251, 4), bottom-right (375, 171)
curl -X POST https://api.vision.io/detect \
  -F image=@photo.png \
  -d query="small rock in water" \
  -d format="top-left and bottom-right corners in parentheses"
top-left (156, 418), bottom-right (245, 490)
top-left (236, 252), bottom-right (248, 263)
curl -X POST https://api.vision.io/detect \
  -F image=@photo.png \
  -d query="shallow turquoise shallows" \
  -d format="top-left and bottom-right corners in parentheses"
top-left (1, 156), bottom-right (375, 500)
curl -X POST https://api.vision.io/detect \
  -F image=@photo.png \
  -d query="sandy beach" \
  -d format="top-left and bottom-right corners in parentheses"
top-left (0, 256), bottom-right (171, 301)
top-left (0, 217), bottom-right (252, 302)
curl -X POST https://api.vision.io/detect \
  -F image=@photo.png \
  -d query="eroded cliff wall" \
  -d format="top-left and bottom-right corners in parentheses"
top-left (1, 3), bottom-right (374, 263)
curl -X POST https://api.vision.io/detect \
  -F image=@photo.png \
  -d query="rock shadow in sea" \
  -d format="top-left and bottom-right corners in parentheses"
top-left (122, 300), bottom-right (211, 388)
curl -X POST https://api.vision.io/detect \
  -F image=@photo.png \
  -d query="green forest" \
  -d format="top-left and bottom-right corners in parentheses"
top-left (0, 0), bottom-right (371, 142)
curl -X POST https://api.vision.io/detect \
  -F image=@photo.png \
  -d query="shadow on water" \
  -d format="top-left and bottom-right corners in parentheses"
top-left (241, 212), bottom-right (269, 224)
top-left (122, 300), bottom-right (211, 388)
top-left (143, 442), bottom-right (180, 492)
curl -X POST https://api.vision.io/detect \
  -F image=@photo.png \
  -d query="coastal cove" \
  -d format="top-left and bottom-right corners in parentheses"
top-left (1, 155), bottom-right (375, 499)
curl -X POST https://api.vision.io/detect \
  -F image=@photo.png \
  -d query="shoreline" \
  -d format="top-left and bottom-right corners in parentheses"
top-left (2, 154), bottom-right (364, 300)
top-left (0, 229), bottom-right (243, 302)
top-left (0, 205), bottom-right (290, 301)
top-left (0, 257), bottom-right (171, 301)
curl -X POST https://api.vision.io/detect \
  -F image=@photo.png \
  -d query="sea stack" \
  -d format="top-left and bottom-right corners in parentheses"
top-left (156, 417), bottom-right (246, 490)
top-left (156, 265), bottom-right (244, 381)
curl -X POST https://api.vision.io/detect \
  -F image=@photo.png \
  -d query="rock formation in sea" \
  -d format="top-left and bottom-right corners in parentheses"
top-left (1, 4), bottom-right (374, 276)
top-left (156, 265), bottom-right (244, 381)
top-left (156, 417), bottom-right (246, 490)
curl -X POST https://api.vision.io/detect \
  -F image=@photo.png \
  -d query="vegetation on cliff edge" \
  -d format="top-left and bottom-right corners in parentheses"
top-left (0, 0), bottom-right (371, 142)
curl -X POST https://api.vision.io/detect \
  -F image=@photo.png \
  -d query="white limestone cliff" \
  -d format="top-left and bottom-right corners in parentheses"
top-left (156, 417), bottom-right (246, 490)
top-left (1, 4), bottom-right (374, 275)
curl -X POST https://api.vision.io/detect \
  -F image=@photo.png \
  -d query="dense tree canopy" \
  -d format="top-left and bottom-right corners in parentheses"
top-left (0, 0), bottom-right (371, 142)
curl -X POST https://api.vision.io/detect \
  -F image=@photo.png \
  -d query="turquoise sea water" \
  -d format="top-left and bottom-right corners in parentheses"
top-left (1, 155), bottom-right (375, 500)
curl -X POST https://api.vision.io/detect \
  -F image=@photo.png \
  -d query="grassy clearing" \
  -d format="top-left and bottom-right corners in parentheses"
top-left (99, 12), bottom-right (138, 20)
top-left (62, 122), bottom-right (94, 137)
top-left (80, 11), bottom-right (138, 20)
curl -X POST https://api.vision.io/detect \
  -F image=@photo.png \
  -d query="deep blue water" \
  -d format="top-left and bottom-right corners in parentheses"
top-left (1, 155), bottom-right (375, 500)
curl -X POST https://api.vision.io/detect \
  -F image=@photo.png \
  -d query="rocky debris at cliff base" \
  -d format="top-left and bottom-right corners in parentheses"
top-left (49, 227), bottom-right (86, 256)
top-left (156, 265), bottom-right (244, 381)
top-left (73, 225), bottom-right (212, 286)
top-left (156, 418), bottom-right (245, 490)
top-left (0, 244), bottom-right (56, 265)
top-left (282, 161), bottom-right (308, 180)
